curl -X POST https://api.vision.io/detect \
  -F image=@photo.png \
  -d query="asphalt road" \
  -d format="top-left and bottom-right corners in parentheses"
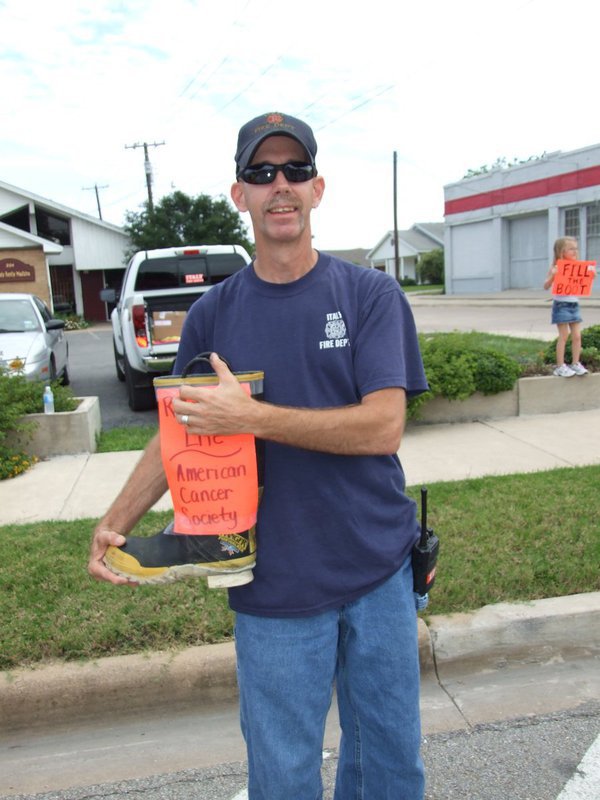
top-left (66, 325), bottom-right (158, 430)
top-left (3, 703), bottom-right (598, 799)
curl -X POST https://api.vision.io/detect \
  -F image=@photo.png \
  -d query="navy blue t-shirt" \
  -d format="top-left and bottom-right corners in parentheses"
top-left (174, 252), bottom-right (428, 617)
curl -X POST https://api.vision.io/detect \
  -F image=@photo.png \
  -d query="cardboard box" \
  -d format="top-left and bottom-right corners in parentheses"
top-left (152, 310), bottom-right (187, 344)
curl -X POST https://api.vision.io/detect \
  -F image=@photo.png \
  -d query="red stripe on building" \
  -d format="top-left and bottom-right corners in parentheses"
top-left (445, 164), bottom-right (600, 216)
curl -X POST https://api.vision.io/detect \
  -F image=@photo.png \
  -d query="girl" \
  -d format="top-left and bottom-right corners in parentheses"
top-left (543, 237), bottom-right (593, 377)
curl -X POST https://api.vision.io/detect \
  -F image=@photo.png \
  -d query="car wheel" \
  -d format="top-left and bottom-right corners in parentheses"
top-left (124, 356), bottom-right (156, 411)
top-left (60, 364), bottom-right (70, 386)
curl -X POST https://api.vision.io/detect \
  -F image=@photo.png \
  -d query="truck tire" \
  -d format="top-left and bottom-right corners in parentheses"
top-left (124, 356), bottom-right (157, 411)
top-left (113, 340), bottom-right (126, 382)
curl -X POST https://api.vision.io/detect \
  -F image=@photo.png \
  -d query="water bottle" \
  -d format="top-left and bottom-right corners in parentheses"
top-left (43, 385), bottom-right (55, 414)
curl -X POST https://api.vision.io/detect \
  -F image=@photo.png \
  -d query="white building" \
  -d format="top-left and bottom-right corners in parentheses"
top-left (443, 143), bottom-right (600, 294)
top-left (0, 180), bottom-right (130, 320)
top-left (367, 223), bottom-right (444, 281)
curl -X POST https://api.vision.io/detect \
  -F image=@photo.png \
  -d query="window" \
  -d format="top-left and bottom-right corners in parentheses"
top-left (35, 207), bottom-right (71, 245)
top-left (0, 204), bottom-right (30, 233)
top-left (134, 253), bottom-right (247, 291)
top-left (564, 208), bottom-right (580, 239)
top-left (586, 202), bottom-right (600, 264)
top-left (33, 295), bottom-right (52, 323)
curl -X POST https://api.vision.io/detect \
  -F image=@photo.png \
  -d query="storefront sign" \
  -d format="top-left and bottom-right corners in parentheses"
top-left (0, 258), bottom-right (35, 282)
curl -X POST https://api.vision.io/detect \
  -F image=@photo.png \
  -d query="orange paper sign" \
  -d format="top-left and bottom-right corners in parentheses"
top-left (552, 259), bottom-right (596, 297)
top-left (156, 383), bottom-right (259, 536)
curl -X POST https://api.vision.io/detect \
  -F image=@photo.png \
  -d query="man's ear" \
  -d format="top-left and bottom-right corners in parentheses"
top-left (311, 175), bottom-right (325, 209)
top-left (231, 181), bottom-right (247, 212)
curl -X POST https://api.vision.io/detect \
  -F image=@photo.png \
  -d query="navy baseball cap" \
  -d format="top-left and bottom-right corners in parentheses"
top-left (235, 112), bottom-right (318, 175)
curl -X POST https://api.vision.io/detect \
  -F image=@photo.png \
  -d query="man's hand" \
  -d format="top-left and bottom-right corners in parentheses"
top-left (173, 352), bottom-right (405, 456)
top-left (173, 352), bottom-right (258, 435)
top-left (88, 528), bottom-right (138, 587)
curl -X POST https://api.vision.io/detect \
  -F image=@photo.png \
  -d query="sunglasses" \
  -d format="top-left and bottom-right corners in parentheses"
top-left (238, 161), bottom-right (317, 185)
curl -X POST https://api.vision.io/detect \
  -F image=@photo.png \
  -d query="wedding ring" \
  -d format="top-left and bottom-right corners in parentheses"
top-left (181, 414), bottom-right (189, 425)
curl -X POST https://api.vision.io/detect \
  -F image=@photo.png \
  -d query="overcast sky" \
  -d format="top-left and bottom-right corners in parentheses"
top-left (2, 0), bottom-right (600, 250)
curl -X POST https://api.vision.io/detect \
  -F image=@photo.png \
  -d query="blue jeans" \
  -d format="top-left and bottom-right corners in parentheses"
top-left (234, 556), bottom-right (424, 800)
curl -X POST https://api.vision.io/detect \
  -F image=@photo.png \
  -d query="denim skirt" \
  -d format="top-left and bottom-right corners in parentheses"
top-left (551, 300), bottom-right (582, 324)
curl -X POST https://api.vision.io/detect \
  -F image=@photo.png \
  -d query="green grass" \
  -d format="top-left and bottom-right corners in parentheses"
top-left (0, 510), bottom-right (234, 671)
top-left (424, 331), bottom-right (547, 360)
top-left (1, 465), bottom-right (598, 671)
top-left (97, 425), bottom-right (157, 452)
top-left (407, 468), bottom-right (599, 615)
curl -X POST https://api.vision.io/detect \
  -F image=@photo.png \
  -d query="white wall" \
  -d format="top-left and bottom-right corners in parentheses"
top-left (445, 219), bottom-right (496, 293)
top-left (70, 217), bottom-right (129, 271)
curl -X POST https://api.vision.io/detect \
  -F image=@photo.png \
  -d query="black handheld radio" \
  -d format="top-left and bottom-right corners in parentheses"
top-left (412, 486), bottom-right (440, 596)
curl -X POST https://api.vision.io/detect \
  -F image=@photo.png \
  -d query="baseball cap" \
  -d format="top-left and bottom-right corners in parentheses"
top-left (235, 112), bottom-right (318, 175)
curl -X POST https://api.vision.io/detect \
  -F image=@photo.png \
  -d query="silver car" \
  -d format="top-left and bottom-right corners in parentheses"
top-left (0, 293), bottom-right (70, 383)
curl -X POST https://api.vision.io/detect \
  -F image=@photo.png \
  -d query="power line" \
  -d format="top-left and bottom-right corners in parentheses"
top-left (314, 84), bottom-right (396, 132)
top-left (212, 57), bottom-right (282, 114)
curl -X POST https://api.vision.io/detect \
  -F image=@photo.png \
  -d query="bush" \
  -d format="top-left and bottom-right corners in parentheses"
top-left (417, 248), bottom-right (444, 285)
top-left (55, 313), bottom-right (89, 330)
top-left (472, 349), bottom-right (522, 394)
top-left (408, 333), bottom-right (522, 419)
top-left (0, 373), bottom-right (78, 479)
top-left (543, 323), bottom-right (600, 366)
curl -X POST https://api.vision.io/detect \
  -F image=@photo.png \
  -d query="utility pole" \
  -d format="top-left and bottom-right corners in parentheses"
top-left (393, 151), bottom-right (400, 282)
top-left (125, 141), bottom-right (165, 212)
top-left (82, 183), bottom-right (108, 220)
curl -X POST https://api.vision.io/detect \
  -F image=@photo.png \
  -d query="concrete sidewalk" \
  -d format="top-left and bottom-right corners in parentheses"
top-left (2, 408), bottom-right (600, 526)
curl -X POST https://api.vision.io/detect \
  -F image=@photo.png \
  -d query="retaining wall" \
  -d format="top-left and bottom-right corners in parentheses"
top-left (9, 396), bottom-right (101, 456)
top-left (414, 373), bottom-right (600, 425)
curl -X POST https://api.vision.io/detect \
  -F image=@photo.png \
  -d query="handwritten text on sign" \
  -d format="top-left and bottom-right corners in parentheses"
top-left (552, 259), bottom-right (596, 297)
top-left (156, 384), bottom-right (258, 535)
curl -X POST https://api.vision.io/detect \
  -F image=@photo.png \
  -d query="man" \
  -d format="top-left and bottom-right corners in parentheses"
top-left (89, 111), bottom-right (429, 799)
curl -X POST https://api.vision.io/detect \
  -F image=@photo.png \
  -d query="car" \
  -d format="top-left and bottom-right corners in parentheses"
top-left (0, 293), bottom-right (70, 383)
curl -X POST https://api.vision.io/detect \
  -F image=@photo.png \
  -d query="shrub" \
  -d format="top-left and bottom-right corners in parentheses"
top-left (0, 373), bottom-right (78, 479)
top-left (417, 248), bottom-right (444, 285)
top-left (408, 333), bottom-right (523, 419)
top-left (418, 336), bottom-right (478, 400)
top-left (55, 313), bottom-right (89, 330)
top-left (472, 349), bottom-right (522, 394)
top-left (543, 323), bottom-right (600, 365)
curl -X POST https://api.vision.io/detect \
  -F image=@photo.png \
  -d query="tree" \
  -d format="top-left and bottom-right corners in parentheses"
top-left (123, 191), bottom-right (253, 259)
top-left (463, 153), bottom-right (548, 179)
top-left (417, 248), bottom-right (444, 285)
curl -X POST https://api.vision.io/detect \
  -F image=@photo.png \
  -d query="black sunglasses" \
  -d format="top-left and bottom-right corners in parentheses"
top-left (238, 161), bottom-right (317, 185)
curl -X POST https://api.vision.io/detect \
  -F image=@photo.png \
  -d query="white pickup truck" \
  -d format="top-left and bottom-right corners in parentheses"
top-left (103, 244), bottom-right (251, 410)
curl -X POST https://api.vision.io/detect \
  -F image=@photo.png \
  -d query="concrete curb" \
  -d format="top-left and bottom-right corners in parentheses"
top-left (2, 593), bottom-right (598, 731)
top-left (427, 592), bottom-right (600, 676)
